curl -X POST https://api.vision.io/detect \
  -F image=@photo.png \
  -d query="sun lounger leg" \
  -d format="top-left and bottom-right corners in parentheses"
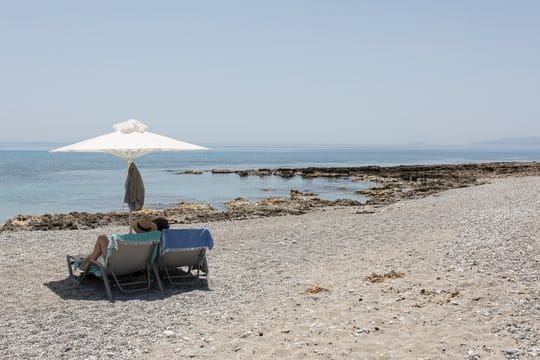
top-left (66, 255), bottom-right (86, 284)
top-left (89, 260), bottom-right (113, 301)
top-left (103, 276), bottom-right (113, 301)
top-left (110, 267), bottom-right (152, 294)
top-left (162, 262), bottom-right (174, 285)
top-left (201, 254), bottom-right (208, 275)
top-left (153, 263), bottom-right (164, 292)
top-left (66, 255), bottom-right (74, 278)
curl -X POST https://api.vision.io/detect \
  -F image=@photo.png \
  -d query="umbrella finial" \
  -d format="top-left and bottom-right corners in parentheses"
top-left (114, 119), bottom-right (148, 134)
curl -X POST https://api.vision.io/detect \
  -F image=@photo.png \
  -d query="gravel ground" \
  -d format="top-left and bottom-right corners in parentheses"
top-left (0, 177), bottom-right (539, 359)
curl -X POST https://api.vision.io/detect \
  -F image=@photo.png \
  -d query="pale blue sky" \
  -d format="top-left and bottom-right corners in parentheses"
top-left (1, 1), bottom-right (538, 145)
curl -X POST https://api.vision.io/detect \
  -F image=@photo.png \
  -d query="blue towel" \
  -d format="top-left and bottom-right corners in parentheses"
top-left (161, 228), bottom-right (214, 255)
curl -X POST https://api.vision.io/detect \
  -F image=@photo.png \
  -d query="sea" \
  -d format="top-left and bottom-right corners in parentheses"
top-left (1, 142), bottom-right (540, 224)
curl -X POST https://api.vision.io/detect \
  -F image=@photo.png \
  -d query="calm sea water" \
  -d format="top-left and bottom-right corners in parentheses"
top-left (1, 143), bottom-right (539, 223)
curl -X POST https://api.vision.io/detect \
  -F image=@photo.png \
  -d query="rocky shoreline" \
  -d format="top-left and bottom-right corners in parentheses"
top-left (2, 161), bottom-right (539, 232)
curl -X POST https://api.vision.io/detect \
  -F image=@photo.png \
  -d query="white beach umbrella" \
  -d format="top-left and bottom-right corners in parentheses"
top-left (51, 119), bottom-right (208, 231)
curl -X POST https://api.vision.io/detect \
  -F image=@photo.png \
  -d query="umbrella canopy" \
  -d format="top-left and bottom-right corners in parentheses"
top-left (51, 119), bottom-right (208, 231)
top-left (51, 119), bottom-right (207, 161)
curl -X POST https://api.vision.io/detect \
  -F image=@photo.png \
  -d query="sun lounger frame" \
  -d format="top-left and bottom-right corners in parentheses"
top-left (160, 247), bottom-right (209, 285)
top-left (158, 228), bottom-right (213, 286)
top-left (66, 236), bottom-right (163, 301)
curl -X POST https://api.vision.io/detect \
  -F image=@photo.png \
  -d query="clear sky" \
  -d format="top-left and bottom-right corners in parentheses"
top-left (1, 1), bottom-right (539, 145)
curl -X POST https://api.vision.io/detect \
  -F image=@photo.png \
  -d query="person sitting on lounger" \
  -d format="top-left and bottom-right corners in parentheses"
top-left (81, 215), bottom-right (169, 270)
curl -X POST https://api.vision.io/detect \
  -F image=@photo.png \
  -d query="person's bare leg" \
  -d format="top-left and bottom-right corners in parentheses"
top-left (82, 235), bottom-right (109, 270)
top-left (95, 235), bottom-right (109, 261)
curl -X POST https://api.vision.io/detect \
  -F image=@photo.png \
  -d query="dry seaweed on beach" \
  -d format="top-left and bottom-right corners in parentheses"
top-left (304, 285), bottom-right (330, 294)
top-left (414, 288), bottom-right (460, 307)
top-left (365, 270), bottom-right (406, 283)
top-left (433, 288), bottom-right (460, 305)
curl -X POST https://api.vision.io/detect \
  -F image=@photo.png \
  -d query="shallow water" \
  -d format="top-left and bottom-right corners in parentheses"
top-left (1, 144), bottom-right (539, 223)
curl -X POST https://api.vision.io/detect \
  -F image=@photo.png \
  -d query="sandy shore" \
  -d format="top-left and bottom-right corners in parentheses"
top-left (0, 176), bottom-right (539, 359)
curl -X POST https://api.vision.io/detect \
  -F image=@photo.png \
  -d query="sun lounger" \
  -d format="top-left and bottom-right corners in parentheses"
top-left (67, 231), bottom-right (163, 301)
top-left (159, 228), bottom-right (214, 285)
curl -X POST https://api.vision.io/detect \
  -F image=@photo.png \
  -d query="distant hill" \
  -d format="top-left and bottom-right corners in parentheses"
top-left (474, 137), bottom-right (540, 146)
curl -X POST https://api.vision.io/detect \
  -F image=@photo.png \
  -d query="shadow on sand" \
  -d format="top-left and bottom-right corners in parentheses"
top-left (44, 275), bottom-right (210, 302)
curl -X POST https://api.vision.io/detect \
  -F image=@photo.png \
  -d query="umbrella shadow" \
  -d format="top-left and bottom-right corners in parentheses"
top-left (44, 275), bottom-right (210, 302)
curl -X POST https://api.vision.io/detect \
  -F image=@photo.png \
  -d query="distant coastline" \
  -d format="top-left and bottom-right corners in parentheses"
top-left (2, 137), bottom-right (540, 151)
top-left (473, 136), bottom-right (540, 147)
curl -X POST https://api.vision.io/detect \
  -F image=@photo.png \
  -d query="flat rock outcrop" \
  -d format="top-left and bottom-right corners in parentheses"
top-left (0, 190), bottom-right (360, 231)
top-left (211, 161), bottom-right (540, 179)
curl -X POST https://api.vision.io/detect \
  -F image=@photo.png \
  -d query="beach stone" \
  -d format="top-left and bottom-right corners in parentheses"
top-left (179, 170), bottom-right (204, 175)
top-left (466, 349), bottom-right (481, 360)
top-left (502, 348), bottom-right (519, 356)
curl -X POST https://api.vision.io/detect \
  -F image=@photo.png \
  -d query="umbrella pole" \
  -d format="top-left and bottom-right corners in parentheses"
top-left (129, 209), bottom-right (133, 234)
top-left (127, 159), bottom-right (133, 234)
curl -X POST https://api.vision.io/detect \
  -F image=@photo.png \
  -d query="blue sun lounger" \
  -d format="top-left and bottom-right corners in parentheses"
top-left (159, 228), bottom-right (214, 285)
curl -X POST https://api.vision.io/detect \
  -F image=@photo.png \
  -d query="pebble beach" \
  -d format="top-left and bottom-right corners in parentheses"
top-left (0, 176), bottom-right (539, 359)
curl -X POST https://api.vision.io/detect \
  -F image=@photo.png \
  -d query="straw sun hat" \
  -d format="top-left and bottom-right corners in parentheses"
top-left (132, 215), bottom-right (158, 233)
